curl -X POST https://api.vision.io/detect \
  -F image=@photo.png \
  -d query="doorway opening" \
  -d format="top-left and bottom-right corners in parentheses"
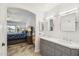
top-left (6, 7), bottom-right (40, 56)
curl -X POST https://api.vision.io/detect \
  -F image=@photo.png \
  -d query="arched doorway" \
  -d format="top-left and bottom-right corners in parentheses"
top-left (6, 7), bottom-right (39, 56)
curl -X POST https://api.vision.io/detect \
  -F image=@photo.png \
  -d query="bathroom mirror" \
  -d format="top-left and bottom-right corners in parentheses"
top-left (60, 13), bottom-right (76, 32)
top-left (60, 8), bottom-right (78, 32)
top-left (46, 16), bottom-right (54, 31)
top-left (49, 19), bottom-right (54, 31)
top-left (39, 22), bottom-right (44, 32)
top-left (47, 18), bottom-right (54, 31)
top-left (41, 22), bottom-right (44, 31)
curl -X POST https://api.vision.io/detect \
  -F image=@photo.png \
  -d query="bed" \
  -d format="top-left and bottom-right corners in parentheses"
top-left (7, 31), bottom-right (27, 45)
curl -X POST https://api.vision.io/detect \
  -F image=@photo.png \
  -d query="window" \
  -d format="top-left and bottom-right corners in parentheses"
top-left (7, 26), bottom-right (16, 33)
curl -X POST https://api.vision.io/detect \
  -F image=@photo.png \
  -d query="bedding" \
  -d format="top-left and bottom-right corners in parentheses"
top-left (7, 31), bottom-right (27, 44)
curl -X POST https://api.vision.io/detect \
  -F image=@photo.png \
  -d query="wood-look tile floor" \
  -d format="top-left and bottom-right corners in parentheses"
top-left (7, 42), bottom-right (41, 56)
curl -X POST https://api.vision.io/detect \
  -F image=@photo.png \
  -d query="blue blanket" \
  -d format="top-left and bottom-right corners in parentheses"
top-left (7, 32), bottom-right (27, 41)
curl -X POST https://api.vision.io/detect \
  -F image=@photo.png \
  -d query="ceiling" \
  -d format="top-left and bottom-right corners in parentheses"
top-left (6, 3), bottom-right (59, 13)
top-left (7, 7), bottom-right (35, 20)
top-left (21, 3), bottom-right (59, 12)
top-left (6, 3), bottom-right (58, 22)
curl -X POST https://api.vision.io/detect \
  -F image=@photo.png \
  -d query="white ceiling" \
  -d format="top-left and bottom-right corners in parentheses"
top-left (6, 3), bottom-right (58, 22)
top-left (6, 3), bottom-right (59, 13)
top-left (7, 7), bottom-right (35, 21)
top-left (21, 3), bottom-right (59, 12)
top-left (7, 8), bottom-right (36, 24)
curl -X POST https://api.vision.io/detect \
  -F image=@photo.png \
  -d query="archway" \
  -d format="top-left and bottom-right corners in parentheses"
top-left (7, 7), bottom-right (37, 56)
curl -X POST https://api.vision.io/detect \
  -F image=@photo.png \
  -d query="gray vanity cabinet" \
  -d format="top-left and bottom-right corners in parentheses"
top-left (54, 43), bottom-right (71, 56)
top-left (40, 39), bottom-right (54, 56)
top-left (54, 49), bottom-right (62, 56)
top-left (40, 38), bottom-right (79, 56)
top-left (71, 49), bottom-right (79, 56)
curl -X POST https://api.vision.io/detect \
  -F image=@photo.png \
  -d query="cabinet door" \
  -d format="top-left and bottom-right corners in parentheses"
top-left (51, 48), bottom-right (54, 56)
top-left (55, 43), bottom-right (71, 55)
top-left (45, 45), bottom-right (55, 56)
top-left (62, 52), bottom-right (71, 56)
top-left (54, 49), bottom-right (62, 56)
top-left (61, 52), bottom-right (69, 56)
top-left (40, 39), bottom-right (48, 56)
top-left (40, 39), bottom-right (55, 56)
top-left (71, 49), bottom-right (79, 56)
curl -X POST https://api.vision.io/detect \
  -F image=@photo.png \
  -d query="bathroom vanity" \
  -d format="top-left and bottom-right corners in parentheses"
top-left (39, 8), bottom-right (79, 56)
top-left (40, 37), bottom-right (79, 56)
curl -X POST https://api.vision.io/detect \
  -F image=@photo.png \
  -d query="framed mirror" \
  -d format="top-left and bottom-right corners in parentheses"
top-left (60, 13), bottom-right (76, 32)
top-left (39, 22), bottom-right (44, 32)
top-left (60, 8), bottom-right (77, 32)
top-left (49, 19), bottom-right (54, 31)
top-left (47, 18), bottom-right (54, 31)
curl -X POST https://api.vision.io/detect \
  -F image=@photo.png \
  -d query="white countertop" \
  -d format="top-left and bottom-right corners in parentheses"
top-left (40, 36), bottom-right (79, 49)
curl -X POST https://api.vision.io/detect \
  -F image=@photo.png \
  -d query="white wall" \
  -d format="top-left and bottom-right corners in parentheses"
top-left (41, 3), bottom-right (79, 44)
top-left (0, 4), bottom-right (7, 56)
top-left (35, 12), bottom-right (44, 52)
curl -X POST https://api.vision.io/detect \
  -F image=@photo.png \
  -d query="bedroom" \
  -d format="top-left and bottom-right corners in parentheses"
top-left (7, 7), bottom-right (37, 56)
